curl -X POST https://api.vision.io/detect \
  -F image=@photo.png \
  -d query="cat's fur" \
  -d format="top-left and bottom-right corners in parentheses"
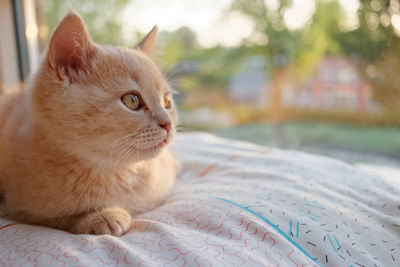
top-left (0, 12), bottom-right (177, 236)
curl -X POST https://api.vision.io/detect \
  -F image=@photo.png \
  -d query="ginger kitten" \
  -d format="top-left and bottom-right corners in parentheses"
top-left (0, 12), bottom-right (177, 236)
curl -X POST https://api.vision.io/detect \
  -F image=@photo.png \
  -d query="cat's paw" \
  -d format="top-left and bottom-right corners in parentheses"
top-left (74, 207), bottom-right (132, 236)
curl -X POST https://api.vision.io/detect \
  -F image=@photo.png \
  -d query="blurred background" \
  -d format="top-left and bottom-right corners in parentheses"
top-left (1, 0), bottom-right (399, 176)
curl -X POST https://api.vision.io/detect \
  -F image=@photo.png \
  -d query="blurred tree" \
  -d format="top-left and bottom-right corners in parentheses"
top-left (232, 0), bottom-right (400, 116)
top-left (190, 46), bottom-right (250, 90)
top-left (231, 0), bottom-right (297, 69)
top-left (338, 0), bottom-right (400, 113)
top-left (231, 0), bottom-right (346, 89)
top-left (158, 28), bottom-right (249, 95)
top-left (230, 0), bottom-right (297, 143)
top-left (158, 27), bottom-right (199, 71)
top-left (294, 0), bottom-right (345, 80)
top-left (371, 45), bottom-right (400, 113)
top-left (39, 0), bottom-right (130, 45)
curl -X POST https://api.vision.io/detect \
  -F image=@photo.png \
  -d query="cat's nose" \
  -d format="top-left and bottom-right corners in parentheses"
top-left (159, 122), bottom-right (171, 133)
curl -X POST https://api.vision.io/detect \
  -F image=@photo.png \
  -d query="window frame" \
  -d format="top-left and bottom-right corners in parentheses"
top-left (0, 0), bottom-right (39, 90)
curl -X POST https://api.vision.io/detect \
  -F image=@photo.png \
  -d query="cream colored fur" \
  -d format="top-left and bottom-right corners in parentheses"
top-left (0, 12), bottom-right (177, 236)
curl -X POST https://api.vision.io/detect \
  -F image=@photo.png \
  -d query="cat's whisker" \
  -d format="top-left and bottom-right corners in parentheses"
top-left (111, 146), bottom-right (128, 166)
top-left (166, 80), bottom-right (181, 89)
top-left (105, 133), bottom-right (138, 159)
top-left (109, 139), bottom-right (132, 157)
top-left (120, 146), bottom-right (137, 166)
top-left (175, 127), bottom-right (199, 135)
top-left (134, 143), bottom-right (141, 162)
top-left (164, 63), bottom-right (193, 80)
top-left (106, 133), bottom-right (136, 149)
top-left (114, 142), bottom-right (138, 167)
top-left (168, 79), bottom-right (200, 92)
top-left (120, 144), bottom-right (134, 160)
top-left (110, 142), bottom-right (132, 163)
top-left (166, 76), bottom-right (181, 83)
top-left (166, 77), bottom-right (183, 85)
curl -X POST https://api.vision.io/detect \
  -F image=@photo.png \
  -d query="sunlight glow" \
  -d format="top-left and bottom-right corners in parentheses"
top-left (122, 0), bottom-right (364, 47)
top-left (25, 23), bottom-right (38, 40)
top-left (390, 0), bottom-right (400, 12)
top-left (284, 0), bottom-right (315, 30)
top-left (338, 0), bottom-right (360, 31)
top-left (391, 14), bottom-right (400, 36)
top-left (264, 0), bottom-right (280, 10)
top-left (122, 0), bottom-right (244, 47)
top-left (380, 13), bottom-right (391, 27)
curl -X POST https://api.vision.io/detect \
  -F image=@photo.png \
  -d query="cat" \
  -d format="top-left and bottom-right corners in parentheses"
top-left (0, 11), bottom-right (177, 236)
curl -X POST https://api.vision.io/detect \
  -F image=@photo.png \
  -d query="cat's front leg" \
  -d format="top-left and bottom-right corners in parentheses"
top-left (71, 207), bottom-right (132, 236)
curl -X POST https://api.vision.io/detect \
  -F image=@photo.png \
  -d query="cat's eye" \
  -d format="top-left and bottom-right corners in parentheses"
top-left (121, 93), bottom-right (141, 110)
top-left (164, 94), bottom-right (172, 109)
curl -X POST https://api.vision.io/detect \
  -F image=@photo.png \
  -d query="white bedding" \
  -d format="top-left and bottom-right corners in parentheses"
top-left (1, 133), bottom-right (399, 266)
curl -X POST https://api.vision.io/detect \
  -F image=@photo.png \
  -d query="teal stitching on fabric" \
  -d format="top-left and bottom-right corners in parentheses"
top-left (327, 234), bottom-right (337, 253)
top-left (333, 235), bottom-right (344, 254)
top-left (213, 197), bottom-right (322, 266)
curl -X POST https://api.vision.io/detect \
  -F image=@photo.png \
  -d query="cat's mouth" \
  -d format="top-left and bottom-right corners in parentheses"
top-left (145, 137), bottom-right (168, 152)
top-left (137, 129), bottom-right (174, 153)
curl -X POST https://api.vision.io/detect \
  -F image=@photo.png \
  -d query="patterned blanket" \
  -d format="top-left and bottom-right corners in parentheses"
top-left (1, 133), bottom-right (399, 266)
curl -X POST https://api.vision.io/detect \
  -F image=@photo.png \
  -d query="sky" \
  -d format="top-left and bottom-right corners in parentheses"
top-left (122, 0), bottom-right (250, 47)
top-left (121, 0), bottom-right (361, 48)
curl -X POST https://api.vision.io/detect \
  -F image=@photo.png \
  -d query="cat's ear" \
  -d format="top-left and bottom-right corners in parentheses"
top-left (48, 11), bottom-right (96, 79)
top-left (135, 26), bottom-right (158, 56)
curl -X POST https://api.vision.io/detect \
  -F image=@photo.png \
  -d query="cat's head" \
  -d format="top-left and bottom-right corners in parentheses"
top-left (32, 12), bottom-right (177, 166)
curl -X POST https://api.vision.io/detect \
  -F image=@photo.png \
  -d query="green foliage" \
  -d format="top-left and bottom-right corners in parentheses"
top-left (338, 0), bottom-right (400, 111)
top-left (369, 45), bottom-right (400, 112)
top-left (230, 0), bottom-right (298, 69)
top-left (294, 0), bottom-right (345, 79)
top-left (159, 28), bottom-right (251, 91)
top-left (39, 0), bottom-right (130, 45)
top-left (158, 27), bottom-right (199, 71)
top-left (231, 0), bottom-right (400, 113)
top-left (339, 0), bottom-right (400, 62)
top-left (190, 46), bottom-right (250, 89)
top-left (230, 0), bottom-right (348, 78)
